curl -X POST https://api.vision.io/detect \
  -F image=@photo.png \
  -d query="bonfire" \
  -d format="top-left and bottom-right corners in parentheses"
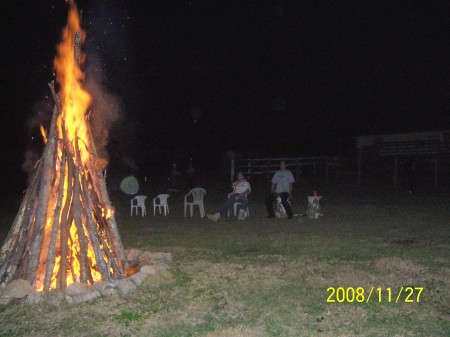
top-left (0, 1), bottom-right (127, 293)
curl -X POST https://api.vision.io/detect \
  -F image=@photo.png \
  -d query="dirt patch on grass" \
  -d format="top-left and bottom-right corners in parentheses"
top-left (299, 259), bottom-right (377, 289)
top-left (375, 256), bottom-right (425, 275)
top-left (205, 325), bottom-right (267, 337)
top-left (372, 256), bottom-right (428, 288)
top-left (385, 238), bottom-right (417, 245)
top-left (318, 304), bottom-right (369, 336)
top-left (142, 268), bottom-right (174, 287)
top-left (333, 264), bottom-right (377, 287)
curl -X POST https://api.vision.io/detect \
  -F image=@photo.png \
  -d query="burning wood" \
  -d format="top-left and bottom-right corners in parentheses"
top-left (0, 2), bottom-right (127, 293)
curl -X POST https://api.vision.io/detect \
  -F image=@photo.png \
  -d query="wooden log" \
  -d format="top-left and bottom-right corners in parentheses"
top-left (74, 138), bottom-right (110, 282)
top-left (57, 133), bottom-right (75, 290)
top-left (67, 235), bottom-right (77, 283)
top-left (71, 164), bottom-right (89, 284)
top-left (58, 201), bottom-right (68, 287)
top-left (88, 151), bottom-right (127, 275)
top-left (85, 126), bottom-right (127, 273)
top-left (73, 218), bottom-right (88, 283)
top-left (80, 172), bottom-right (111, 282)
top-left (43, 153), bottom-right (67, 291)
top-left (15, 197), bottom-right (39, 280)
top-left (84, 237), bottom-right (94, 285)
top-left (94, 203), bottom-right (115, 258)
top-left (61, 128), bottom-right (91, 284)
top-left (96, 226), bottom-right (122, 278)
top-left (26, 101), bottom-right (60, 285)
top-left (61, 194), bottom-right (74, 290)
top-left (48, 81), bottom-right (61, 110)
top-left (0, 161), bottom-right (42, 265)
top-left (0, 161), bottom-right (42, 288)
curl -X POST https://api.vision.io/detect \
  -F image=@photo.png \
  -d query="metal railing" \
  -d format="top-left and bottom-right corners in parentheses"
top-left (231, 156), bottom-right (341, 182)
top-left (359, 140), bottom-right (447, 158)
top-left (357, 140), bottom-right (450, 188)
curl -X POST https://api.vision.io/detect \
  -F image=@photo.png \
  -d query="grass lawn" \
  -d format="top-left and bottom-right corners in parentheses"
top-left (0, 177), bottom-right (449, 337)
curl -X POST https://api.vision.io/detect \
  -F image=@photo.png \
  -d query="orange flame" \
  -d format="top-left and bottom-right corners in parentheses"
top-left (54, 3), bottom-right (92, 164)
top-left (35, 2), bottom-right (110, 291)
top-left (102, 207), bottom-right (114, 220)
top-left (39, 125), bottom-right (48, 144)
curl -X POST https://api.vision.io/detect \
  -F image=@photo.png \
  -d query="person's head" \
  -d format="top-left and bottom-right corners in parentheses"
top-left (280, 161), bottom-right (287, 170)
top-left (236, 172), bottom-right (245, 180)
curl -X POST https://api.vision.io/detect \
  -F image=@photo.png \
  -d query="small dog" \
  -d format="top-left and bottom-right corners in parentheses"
top-left (275, 196), bottom-right (288, 218)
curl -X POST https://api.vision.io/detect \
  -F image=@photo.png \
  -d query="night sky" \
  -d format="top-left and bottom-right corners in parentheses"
top-left (1, 1), bottom-right (450, 194)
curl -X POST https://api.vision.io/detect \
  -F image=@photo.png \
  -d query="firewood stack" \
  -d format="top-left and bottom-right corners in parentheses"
top-left (0, 2), bottom-right (127, 293)
top-left (0, 82), bottom-right (127, 292)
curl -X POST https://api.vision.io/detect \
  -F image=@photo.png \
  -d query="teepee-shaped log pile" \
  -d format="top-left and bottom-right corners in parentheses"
top-left (0, 82), bottom-right (127, 292)
top-left (0, 2), bottom-right (127, 293)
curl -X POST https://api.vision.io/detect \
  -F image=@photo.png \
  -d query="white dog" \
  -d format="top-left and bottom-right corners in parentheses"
top-left (275, 196), bottom-right (288, 218)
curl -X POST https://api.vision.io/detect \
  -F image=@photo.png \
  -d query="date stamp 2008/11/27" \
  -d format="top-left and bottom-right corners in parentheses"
top-left (326, 287), bottom-right (423, 303)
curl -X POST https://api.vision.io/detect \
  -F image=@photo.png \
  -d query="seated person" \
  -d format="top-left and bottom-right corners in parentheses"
top-left (207, 172), bottom-right (251, 221)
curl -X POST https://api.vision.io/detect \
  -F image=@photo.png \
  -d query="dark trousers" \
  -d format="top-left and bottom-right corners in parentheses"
top-left (219, 194), bottom-right (249, 218)
top-left (266, 192), bottom-right (292, 218)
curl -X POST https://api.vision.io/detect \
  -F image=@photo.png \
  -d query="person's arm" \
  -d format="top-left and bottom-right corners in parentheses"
top-left (288, 183), bottom-right (293, 200)
top-left (236, 189), bottom-right (250, 200)
top-left (271, 182), bottom-right (276, 194)
top-left (236, 182), bottom-right (251, 199)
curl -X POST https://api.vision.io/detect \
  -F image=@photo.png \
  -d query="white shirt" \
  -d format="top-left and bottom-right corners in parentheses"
top-left (272, 170), bottom-right (295, 193)
top-left (233, 180), bottom-right (251, 195)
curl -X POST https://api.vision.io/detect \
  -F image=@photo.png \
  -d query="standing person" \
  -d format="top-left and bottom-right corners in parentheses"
top-left (207, 172), bottom-right (251, 221)
top-left (266, 161), bottom-right (295, 218)
top-left (168, 163), bottom-right (180, 192)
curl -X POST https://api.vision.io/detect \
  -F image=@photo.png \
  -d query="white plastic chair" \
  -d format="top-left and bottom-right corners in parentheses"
top-left (227, 192), bottom-right (249, 217)
top-left (131, 195), bottom-right (147, 217)
top-left (184, 187), bottom-right (207, 217)
top-left (153, 194), bottom-right (170, 216)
